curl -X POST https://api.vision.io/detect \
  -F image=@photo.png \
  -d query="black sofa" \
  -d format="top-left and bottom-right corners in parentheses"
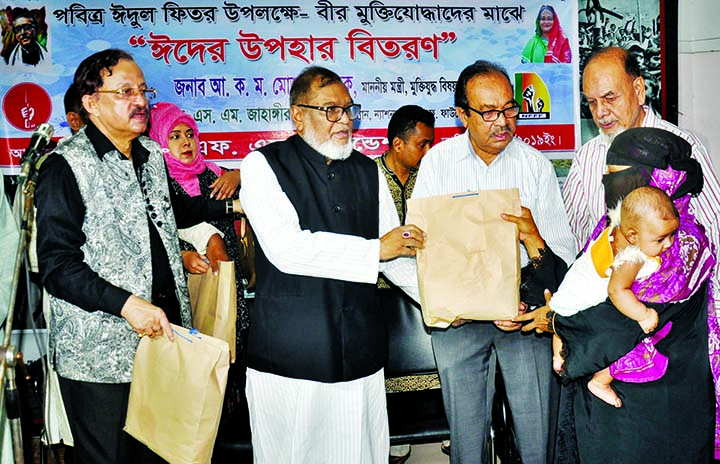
top-left (382, 289), bottom-right (451, 446)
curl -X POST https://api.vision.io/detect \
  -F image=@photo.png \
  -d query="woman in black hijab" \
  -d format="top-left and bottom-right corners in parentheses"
top-left (518, 128), bottom-right (715, 463)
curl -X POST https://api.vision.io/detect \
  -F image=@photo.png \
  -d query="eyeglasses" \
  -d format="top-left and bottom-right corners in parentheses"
top-left (296, 103), bottom-right (361, 122)
top-left (466, 104), bottom-right (521, 122)
top-left (96, 86), bottom-right (157, 101)
top-left (13, 24), bottom-right (35, 34)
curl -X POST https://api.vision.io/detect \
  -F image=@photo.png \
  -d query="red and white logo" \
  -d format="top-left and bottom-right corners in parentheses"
top-left (2, 82), bottom-right (52, 131)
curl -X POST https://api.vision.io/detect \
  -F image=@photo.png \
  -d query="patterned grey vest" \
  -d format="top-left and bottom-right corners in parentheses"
top-left (47, 130), bottom-right (192, 383)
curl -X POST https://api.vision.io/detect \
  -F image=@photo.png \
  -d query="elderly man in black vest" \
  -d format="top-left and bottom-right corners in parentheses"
top-left (240, 66), bottom-right (424, 463)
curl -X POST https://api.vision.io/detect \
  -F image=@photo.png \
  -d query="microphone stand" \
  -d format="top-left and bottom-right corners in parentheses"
top-left (0, 150), bottom-right (43, 464)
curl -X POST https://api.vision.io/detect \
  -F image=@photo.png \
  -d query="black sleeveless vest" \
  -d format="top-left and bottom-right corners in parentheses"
top-left (246, 135), bottom-right (386, 383)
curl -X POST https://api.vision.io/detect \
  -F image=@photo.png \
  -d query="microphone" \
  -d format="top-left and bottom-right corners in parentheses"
top-left (22, 123), bottom-right (54, 162)
top-left (19, 123), bottom-right (54, 193)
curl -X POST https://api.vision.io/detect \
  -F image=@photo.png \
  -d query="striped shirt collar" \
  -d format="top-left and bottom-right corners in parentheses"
top-left (457, 129), bottom-right (511, 166)
top-left (641, 105), bottom-right (658, 127)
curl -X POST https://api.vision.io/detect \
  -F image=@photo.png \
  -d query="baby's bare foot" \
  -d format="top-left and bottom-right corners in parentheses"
top-left (588, 378), bottom-right (622, 408)
top-left (553, 355), bottom-right (564, 374)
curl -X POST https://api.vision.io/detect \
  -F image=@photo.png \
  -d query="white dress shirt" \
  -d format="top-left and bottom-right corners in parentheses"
top-left (412, 131), bottom-right (577, 268)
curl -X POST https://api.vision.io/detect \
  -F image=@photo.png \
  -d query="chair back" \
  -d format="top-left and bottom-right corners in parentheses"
top-left (382, 289), bottom-right (437, 377)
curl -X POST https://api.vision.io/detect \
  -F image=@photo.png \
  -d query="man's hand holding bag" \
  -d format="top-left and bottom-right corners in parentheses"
top-left (125, 325), bottom-right (230, 464)
top-left (406, 188), bottom-right (522, 328)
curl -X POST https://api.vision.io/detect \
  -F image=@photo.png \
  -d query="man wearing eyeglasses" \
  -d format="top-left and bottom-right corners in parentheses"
top-left (5, 7), bottom-right (46, 66)
top-left (411, 60), bottom-right (576, 464)
top-left (34, 48), bottom-right (241, 464)
top-left (239, 66), bottom-right (424, 463)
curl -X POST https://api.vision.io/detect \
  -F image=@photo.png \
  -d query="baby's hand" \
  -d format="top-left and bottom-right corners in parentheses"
top-left (638, 307), bottom-right (659, 334)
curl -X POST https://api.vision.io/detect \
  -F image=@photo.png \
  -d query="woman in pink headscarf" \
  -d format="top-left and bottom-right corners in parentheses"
top-left (150, 102), bottom-right (250, 423)
top-left (149, 102), bottom-right (243, 272)
top-left (521, 4), bottom-right (572, 64)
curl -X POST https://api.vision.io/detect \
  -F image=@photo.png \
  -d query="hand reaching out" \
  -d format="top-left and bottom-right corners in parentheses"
top-left (494, 301), bottom-right (527, 332)
top-left (514, 289), bottom-right (554, 333)
top-left (379, 224), bottom-right (425, 261)
top-left (210, 170), bottom-right (240, 199)
top-left (501, 207), bottom-right (546, 260)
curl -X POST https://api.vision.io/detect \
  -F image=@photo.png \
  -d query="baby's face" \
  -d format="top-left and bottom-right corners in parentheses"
top-left (635, 216), bottom-right (679, 257)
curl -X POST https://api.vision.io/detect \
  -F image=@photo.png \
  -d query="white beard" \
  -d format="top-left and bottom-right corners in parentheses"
top-left (303, 131), bottom-right (353, 161)
top-left (598, 126), bottom-right (625, 146)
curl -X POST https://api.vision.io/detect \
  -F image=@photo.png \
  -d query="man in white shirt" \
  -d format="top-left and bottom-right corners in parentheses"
top-left (412, 60), bottom-right (576, 463)
top-left (239, 66), bottom-right (423, 463)
top-left (562, 44), bottom-right (720, 460)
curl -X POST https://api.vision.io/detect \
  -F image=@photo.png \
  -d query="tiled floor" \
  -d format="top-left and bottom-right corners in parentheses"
top-left (406, 442), bottom-right (450, 463)
top-left (403, 442), bottom-right (506, 464)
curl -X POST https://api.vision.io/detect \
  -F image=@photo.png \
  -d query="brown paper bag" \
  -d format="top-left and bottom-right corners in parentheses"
top-left (187, 261), bottom-right (237, 362)
top-left (406, 189), bottom-right (522, 328)
top-left (125, 325), bottom-right (230, 464)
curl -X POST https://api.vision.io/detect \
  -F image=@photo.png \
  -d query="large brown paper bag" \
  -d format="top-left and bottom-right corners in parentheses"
top-left (406, 189), bottom-right (522, 328)
top-left (187, 260), bottom-right (237, 362)
top-left (125, 325), bottom-right (230, 464)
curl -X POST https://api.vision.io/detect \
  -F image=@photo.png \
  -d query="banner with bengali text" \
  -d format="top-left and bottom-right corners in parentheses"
top-left (1, 0), bottom-right (579, 172)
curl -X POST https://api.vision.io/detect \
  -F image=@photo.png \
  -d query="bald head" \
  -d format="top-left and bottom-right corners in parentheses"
top-left (620, 185), bottom-right (679, 256)
top-left (585, 47), bottom-right (642, 80)
top-left (582, 46), bottom-right (646, 138)
top-left (621, 186), bottom-right (678, 230)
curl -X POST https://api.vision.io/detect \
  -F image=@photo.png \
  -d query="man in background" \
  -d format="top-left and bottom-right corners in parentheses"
top-left (376, 105), bottom-right (435, 226)
top-left (376, 104), bottom-right (435, 464)
top-left (64, 83), bottom-right (87, 134)
top-left (564, 46), bottom-right (720, 263)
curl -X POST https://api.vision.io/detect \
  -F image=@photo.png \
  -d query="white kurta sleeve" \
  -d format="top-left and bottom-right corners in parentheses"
top-left (177, 222), bottom-right (223, 254)
top-left (239, 151), bottom-right (380, 283)
top-left (376, 167), bottom-right (420, 302)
